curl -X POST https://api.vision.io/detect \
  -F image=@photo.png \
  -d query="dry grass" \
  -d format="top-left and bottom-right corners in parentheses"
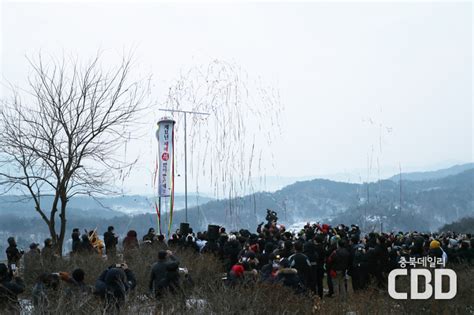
top-left (17, 248), bottom-right (474, 315)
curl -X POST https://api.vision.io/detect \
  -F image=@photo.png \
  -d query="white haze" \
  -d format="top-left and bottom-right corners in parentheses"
top-left (1, 1), bottom-right (472, 196)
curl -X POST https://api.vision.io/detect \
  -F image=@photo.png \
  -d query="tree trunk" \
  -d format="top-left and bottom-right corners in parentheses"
top-left (58, 196), bottom-right (68, 256)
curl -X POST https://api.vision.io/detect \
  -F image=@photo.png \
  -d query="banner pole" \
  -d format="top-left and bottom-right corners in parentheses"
top-left (158, 196), bottom-right (162, 235)
top-left (184, 112), bottom-right (188, 222)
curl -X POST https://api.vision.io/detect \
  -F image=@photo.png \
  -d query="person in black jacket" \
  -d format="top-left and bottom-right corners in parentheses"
top-left (71, 228), bottom-right (81, 254)
top-left (303, 238), bottom-right (319, 294)
top-left (289, 241), bottom-right (311, 287)
top-left (103, 226), bottom-right (118, 258)
top-left (372, 235), bottom-right (389, 289)
top-left (78, 235), bottom-right (94, 255)
top-left (159, 262), bottom-right (182, 295)
top-left (0, 263), bottom-right (25, 313)
top-left (143, 228), bottom-right (157, 244)
top-left (95, 263), bottom-right (136, 311)
top-left (325, 236), bottom-right (338, 298)
top-left (327, 240), bottom-right (350, 300)
top-left (313, 236), bottom-right (326, 298)
top-left (149, 250), bottom-right (179, 298)
top-left (351, 243), bottom-right (368, 291)
top-left (6, 237), bottom-right (23, 273)
top-left (223, 235), bottom-right (241, 271)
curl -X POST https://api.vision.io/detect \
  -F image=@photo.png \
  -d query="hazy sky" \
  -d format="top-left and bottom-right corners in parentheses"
top-left (1, 1), bottom-right (472, 194)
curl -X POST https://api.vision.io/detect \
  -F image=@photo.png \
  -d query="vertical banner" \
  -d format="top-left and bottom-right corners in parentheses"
top-left (153, 156), bottom-right (162, 235)
top-left (156, 118), bottom-right (176, 236)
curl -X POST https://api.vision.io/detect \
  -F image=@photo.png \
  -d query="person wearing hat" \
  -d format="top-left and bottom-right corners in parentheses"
top-left (428, 240), bottom-right (443, 261)
top-left (0, 262), bottom-right (25, 312)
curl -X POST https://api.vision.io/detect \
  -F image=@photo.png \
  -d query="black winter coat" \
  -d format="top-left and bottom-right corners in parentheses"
top-left (0, 277), bottom-right (25, 311)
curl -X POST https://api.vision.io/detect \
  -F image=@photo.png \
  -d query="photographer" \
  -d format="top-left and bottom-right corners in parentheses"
top-left (6, 237), bottom-right (23, 273)
top-left (149, 250), bottom-right (179, 298)
top-left (0, 263), bottom-right (25, 312)
top-left (95, 263), bottom-right (136, 311)
top-left (143, 228), bottom-right (157, 244)
top-left (266, 209), bottom-right (278, 225)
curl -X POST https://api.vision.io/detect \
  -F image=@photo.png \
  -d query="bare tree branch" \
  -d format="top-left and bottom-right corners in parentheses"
top-left (0, 52), bottom-right (150, 254)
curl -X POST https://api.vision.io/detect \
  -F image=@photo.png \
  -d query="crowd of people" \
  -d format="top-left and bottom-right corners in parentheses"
top-left (1, 209), bottom-right (473, 313)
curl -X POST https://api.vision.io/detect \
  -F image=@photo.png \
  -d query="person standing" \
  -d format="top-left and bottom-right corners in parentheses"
top-left (123, 230), bottom-right (139, 262)
top-left (41, 238), bottom-right (57, 268)
top-left (6, 237), bottom-right (23, 273)
top-left (71, 228), bottom-right (81, 254)
top-left (24, 243), bottom-right (41, 284)
top-left (104, 226), bottom-right (119, 258)
top-left (289, 241), bottom-right (311, 288)
top-left (327, 240), bottom-right (350, 301)
top-left (143, 228), bottom-right (157, 244)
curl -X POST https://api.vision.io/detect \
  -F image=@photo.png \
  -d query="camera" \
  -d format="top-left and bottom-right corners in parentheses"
top-left (265, 209), bottom-right (278, 224)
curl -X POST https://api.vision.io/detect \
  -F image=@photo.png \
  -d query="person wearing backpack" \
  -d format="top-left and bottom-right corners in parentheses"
top-left (327, 240), bottom-right (350, 300)
top-left (288, 241), bottom-right (311, 287)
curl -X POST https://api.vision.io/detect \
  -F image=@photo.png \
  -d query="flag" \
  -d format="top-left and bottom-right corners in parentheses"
top-left (156, 118), bottom-right (176, 236)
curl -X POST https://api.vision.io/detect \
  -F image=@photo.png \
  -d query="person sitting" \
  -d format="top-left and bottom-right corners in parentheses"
top-left (225, 264), bottom-right (245, 287)
top-left (275, 258), bottom-right (305, 294)
top-left (32, 272), bottom-right (60, 312)
top-left (0, 263), bottom-right (25, 313)
top-left (260, 253), bottom-right (279, 283)
top-left (60, 268), bottom-right (91, 294)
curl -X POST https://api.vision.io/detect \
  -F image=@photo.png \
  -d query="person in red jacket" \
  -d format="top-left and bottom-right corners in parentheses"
top-left (123, 230), bottom-right (139, 261)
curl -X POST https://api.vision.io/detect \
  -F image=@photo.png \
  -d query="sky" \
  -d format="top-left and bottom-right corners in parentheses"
top-left (1, 1), bottom-right (472, 195)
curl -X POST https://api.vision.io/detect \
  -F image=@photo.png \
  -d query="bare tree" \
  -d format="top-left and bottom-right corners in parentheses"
top-left (163, 60), bottom-right (282, 228)
top-left (0, 53), bottom-right (149, 254)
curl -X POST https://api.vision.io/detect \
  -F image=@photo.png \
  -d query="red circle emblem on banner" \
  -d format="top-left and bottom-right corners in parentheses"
top-left (162, 152), bottom-right (169, 161)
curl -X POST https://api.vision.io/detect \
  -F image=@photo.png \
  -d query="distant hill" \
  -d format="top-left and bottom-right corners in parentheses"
top-left (177, 168), bottom-right (474, 232)
top-left (0, 194), bottom-right (214, 218)
top-left (0, 164), bottom-right (472, 249)
top-left (439, 216), bottom-right (474, 234)
top-left (388, 163), bottom-right (474, 182)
